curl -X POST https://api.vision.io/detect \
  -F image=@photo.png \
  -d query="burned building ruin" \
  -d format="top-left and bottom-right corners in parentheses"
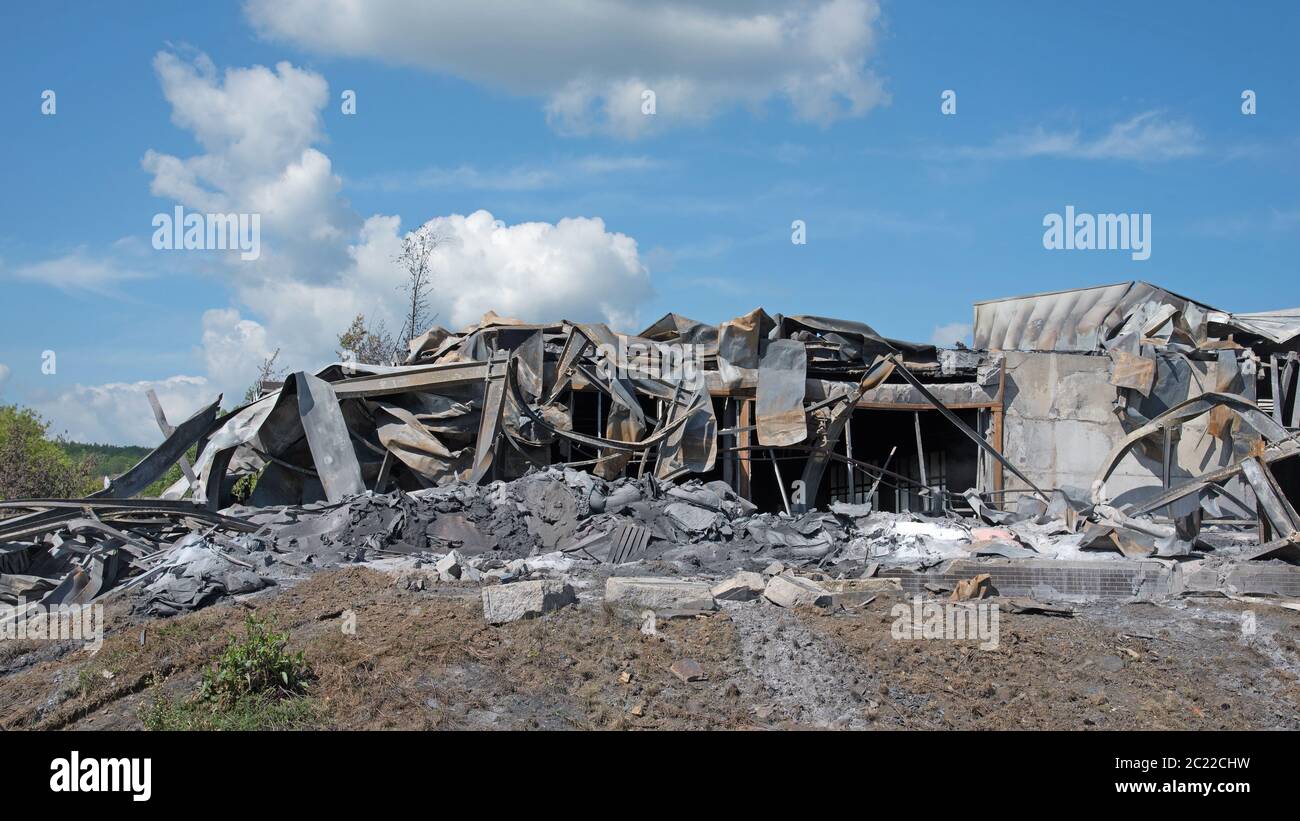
top-left (5, 280), bottom-right (1300, 612)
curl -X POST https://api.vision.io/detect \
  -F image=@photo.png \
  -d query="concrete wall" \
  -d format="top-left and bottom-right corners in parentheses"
top-left (881, 558), bottom-right (1175, 601)
top-left (999, 351), bottom-right (1253, 507)
top-left (881, 557), bottom-right (1300, 600)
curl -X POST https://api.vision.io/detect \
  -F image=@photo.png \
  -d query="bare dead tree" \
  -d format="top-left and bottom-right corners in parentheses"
top-left (243, 348), bottom-right (284, 404)
top-left (395, 226), bottom-right (446, 344)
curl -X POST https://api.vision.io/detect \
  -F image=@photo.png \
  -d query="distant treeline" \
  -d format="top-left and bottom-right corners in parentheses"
top-left (1, 405), bottom-right (185, 501)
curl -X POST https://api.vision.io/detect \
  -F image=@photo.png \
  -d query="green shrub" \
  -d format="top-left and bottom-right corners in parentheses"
top-left (201, 613), bottom-right (311, 706)
top-left (0, 405), bottom-right (94, 500)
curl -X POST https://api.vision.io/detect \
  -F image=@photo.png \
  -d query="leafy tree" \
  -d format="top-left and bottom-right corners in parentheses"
top-left (337, 313), bottom-right (398, 366)
top-left (0, 405), bottom-right (94, 500)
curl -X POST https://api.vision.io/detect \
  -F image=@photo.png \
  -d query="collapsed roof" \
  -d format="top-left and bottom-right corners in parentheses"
top-left (4, 284), bottom-right (1300, 616)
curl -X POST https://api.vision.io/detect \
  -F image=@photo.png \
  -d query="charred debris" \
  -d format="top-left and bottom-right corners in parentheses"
top-left (5, 280), bottom-right (1300, 618)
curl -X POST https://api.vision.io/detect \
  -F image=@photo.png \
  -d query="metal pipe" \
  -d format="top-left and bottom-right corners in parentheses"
top-left (770, 448), bottom-right (791, 516)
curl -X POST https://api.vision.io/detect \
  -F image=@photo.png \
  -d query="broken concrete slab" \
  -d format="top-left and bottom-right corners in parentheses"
top-left (999, 596), bottom-right (1074, 616)
top-left (435, 550), bottom-right (463, 581)
top-left (763, 573), bottom-right (832, 608)
top-left (481, 579), bottom-right (576, 624)
top-left (711, 570), bottom-right (766, 601)
top-left (820, 577), bottom-right (901, 607)
top-left (604, 576), bottom-right (716, 613)
top-left (664, 502), bottom-right (720, 534)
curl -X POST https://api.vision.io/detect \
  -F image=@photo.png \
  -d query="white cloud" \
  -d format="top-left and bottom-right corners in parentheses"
top-left (956, 111), bottom-right (1202, 162)
top-left (199, 308), bottom-right (277, 401)
top-left (139, 50), bottom-right (655, 372)
top-left (30, 50), bottom-right (657, 444)
top-left (929, 322), bottom-right (971, 348)
top-left (418, 209), bottom-right (651, 330)
top-left (6, 250), bottom-right (150, 294)
top-left (31, 375), bottom-right (216, 447)
top-left (142, 51), bottom-right (358, 283)
top-left (358, 155), bottom-right (663, 193)
top-left (245, 0), bottom-right (889, 137)
top-left (0, 363), bottom-right (11, 395)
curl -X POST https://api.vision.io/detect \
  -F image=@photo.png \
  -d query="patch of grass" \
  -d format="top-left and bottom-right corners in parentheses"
top-left (154, 619), bottom-right (212, 643)
top-left (76, 645), bottom-right (132, 698)
top-left (139, 692), bottom-right (318, 731)
top-left (77, 667), bottom-right (108, 698)
top-left (140, 613), bottom-right (318, 731)
top-left (0, 639), bottom-right (45, 664)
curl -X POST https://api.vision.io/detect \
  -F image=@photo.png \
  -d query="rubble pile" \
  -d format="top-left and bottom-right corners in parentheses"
top-left (4, 283), bottom-right (1300, 623)
top-left (0, 463), bottom-right (1287, 622)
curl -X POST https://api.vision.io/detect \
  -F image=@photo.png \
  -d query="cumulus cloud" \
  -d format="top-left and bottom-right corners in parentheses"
top-left (140, 51), bottom-right (654, 369)
top-left (0, 363), bottom-right (11, 395)
top-left (419, 210), bottom-right (650, 330)
top-left (226, 208), bottom-right (652, 362)
top-left (199, 308), bottom-right (278, 400)
top-left (929, 322), bottom-right (971, 348)
top-left (32, 50), bottom-right (657, 444)
top-left (143, 51), bottom-right (358, 282)
top-left (954, 111), bottom-right (1203, 162)
top-left (30, 376), bottom-right (216, 447)
top-left (245, 0), bottom-right (889, 137)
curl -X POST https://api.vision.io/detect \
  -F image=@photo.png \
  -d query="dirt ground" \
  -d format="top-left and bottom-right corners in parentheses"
top-left (2, 566), bottom-right (1298, 730)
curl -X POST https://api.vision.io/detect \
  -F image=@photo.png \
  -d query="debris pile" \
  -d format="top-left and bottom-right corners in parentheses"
top-left (4, 282), bottom-right (1300, 621)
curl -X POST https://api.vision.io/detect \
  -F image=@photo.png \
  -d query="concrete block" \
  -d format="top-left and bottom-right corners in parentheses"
top-left (711, 571), bottom-right (766, 601)
top-left (763, 574), bottom-right (832, 608)
top-left (604, 576), bottom-right (716, 612)
top-left (481, 579), bottom-right (576, 624)
top-left (820, 577), bottom-right (901, 607)
top-left (435, 550), bottom-right (462, 581)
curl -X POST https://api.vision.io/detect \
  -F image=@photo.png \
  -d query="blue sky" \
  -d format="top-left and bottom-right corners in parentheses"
top-left (0, 0), bottom-right (1296, 444)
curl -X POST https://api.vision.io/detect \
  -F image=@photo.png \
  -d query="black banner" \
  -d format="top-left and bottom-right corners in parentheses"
top-left (9, 730), bottom-right (1286, 808)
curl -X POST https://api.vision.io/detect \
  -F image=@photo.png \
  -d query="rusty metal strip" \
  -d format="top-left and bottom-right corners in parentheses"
top-left (1127, 438), bottom-right (1300, 517)
top-left (146, 389), bottom-right (198, 486)
top-left (469, 362), bottom-right (508, 484)
top-left (297, 373), bottom-right (366, 503)
top-left (755, 339), bottom-right (808, 446)
top-left (506, 356), bottom-right (690, 453)
top-left (90, 397), bottom-right (221, 500)
top-left (331, 359), bottom-right (500, 399)
top-left (1241, 457), bottom-right (1300, 539)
